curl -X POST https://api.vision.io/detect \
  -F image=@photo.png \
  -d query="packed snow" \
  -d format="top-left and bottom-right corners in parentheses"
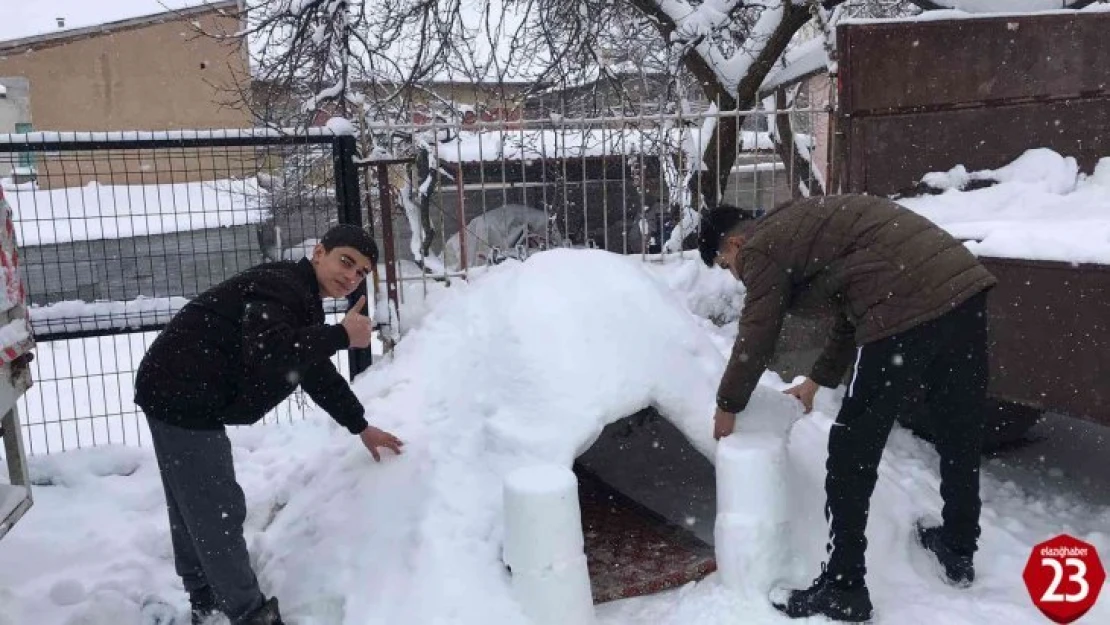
top-left (2, 178), bottom-right (268, 246)
top-left (1, 250), bottom-right (1108, 625)
top-left (898, 149), bottom-right (1110, 264)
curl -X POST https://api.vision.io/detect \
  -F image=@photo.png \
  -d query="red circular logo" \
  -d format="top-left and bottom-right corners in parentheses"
top-left (1023, 534), bottom-right (1106, 624)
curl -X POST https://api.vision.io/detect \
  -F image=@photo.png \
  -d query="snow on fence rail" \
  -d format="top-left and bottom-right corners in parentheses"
top-left (1, 177), bottom-right (269, 246)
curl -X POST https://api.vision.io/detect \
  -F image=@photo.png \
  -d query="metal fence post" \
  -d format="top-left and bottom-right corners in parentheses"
top-left (333, 135), bottom-right (373, 378)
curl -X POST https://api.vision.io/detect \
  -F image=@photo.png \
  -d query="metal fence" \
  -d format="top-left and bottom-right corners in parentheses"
top-left (0, 129), bottom-right (368, 454)
top-left (1, 104), bottom-right (829, 455)
top-left (359, 104), bottom-right (829, 337)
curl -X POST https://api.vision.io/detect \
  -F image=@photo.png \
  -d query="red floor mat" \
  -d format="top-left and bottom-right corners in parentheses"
top-left (576, 468), bottom-right (717, 603)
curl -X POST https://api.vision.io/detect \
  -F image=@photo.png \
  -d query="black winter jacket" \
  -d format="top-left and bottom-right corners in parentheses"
top-left (134, 258), bottom-right (369, 435)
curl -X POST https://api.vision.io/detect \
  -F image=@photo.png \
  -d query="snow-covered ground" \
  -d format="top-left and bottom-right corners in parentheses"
top-left (1, 250), bottom-right (1107, 625)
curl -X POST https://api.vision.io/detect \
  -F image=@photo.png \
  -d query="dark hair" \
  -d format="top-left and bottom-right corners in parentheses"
top-left (697, 204), bottom-right (761, 267)
top-left (320, 224), bottom-right (378, 264)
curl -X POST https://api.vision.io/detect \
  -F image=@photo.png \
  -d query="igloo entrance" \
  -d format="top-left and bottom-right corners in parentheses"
top-left (572, 407), bottom-right (718, 602)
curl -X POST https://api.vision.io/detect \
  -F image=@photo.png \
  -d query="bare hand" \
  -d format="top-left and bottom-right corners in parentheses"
top-left (783, 378), bottom-right (820, 414)
top-left (359, 425), bottom-right (404, 462)
top-left (713, 408), bottom-right (737, 441)
top-left (342, 295), bottom-right (373, 349)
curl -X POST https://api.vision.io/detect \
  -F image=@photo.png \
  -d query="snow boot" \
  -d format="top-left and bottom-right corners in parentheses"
top-left (770, 567), bottom-right (873, 622)
top-left (915, 519), bottom-right (974, 588)
top-left (188, 587), bottom-right (218, 625)
top-left (236, 596), bottom-right (284, 625)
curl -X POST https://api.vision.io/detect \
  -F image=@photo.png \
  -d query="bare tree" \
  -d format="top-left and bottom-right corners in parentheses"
top-left (212, 0), bottom-right (1106, 262)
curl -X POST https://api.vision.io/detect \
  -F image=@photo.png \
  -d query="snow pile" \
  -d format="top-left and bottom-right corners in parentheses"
top-left (638, 254), bottom-right (745, 325)
top-left (249, 249), bottom-right (762, 624)
top-left (899, 149), bottom-right (1110, 264)
top-left (3, 178), bottom-right (269, 246)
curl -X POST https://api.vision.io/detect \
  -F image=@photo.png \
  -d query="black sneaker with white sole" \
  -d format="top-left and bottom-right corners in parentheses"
top-left (770, 567), bottom-right (873, 623)
top-left (915, 519), bottom-right (975, 588)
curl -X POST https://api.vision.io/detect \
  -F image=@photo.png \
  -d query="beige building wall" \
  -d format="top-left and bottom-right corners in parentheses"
top-left (0, 11), bottom-right (249, 132)
top-left (0, 10), bottom-right (254, 187)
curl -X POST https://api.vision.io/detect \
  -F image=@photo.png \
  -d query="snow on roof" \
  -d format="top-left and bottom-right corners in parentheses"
top-left (899, 149), bottom-right (1110, 265)
top-left (0, 0), bottom-right (229, 46)
top-left (759, 36), bottom-right (830, 96)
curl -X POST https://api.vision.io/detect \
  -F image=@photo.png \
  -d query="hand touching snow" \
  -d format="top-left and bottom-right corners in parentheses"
top-left (359, 425), bottom-right (404, 462)
top-left (783, 378), bottom-right (819, 414)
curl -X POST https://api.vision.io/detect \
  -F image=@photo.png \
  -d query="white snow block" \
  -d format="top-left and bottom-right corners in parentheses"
top-left (503, 464), bottom-right (595, 625)
top-left (715, 514), bottom-right (790, 594)
top-left (715, 434), bottom-right (790, 520)
top-left (714, 434), bottom-right (792, 593)
top-left (502, 464), bottom-right (586, 572)
top-left (509, 554), bottom-right (596, 625)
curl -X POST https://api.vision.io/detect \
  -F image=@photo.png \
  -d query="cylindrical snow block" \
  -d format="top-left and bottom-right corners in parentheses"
top-left (510, 553), bottom-right (596, 625)
top-left (503, 464), bottom-right (595, 625)
top-left (715, 434), bottom-right (790, 521)
top-left (715, 514), bottom-right (790, 594)
top-left (714, 435), bottom-right (793, 593)
top-left (502, 464), bottom-right (585, 572)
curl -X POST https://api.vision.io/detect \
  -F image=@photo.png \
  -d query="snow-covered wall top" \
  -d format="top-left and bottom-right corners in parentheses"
top-left (842, 0), bottom-right (1110, 25)
top-left (899, 149), bottom-right (1110, 265)
top-left (0, 0), bottom-right (219, 44)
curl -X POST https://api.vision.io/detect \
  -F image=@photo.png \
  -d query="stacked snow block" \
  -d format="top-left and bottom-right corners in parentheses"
top-left (503, 464), bottom-right (596, 625)
top-left (714, 435), bottom-right (792, 595)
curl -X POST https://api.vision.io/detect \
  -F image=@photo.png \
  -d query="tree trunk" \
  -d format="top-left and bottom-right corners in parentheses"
top-left (630, 0), bottom-right (826, 210)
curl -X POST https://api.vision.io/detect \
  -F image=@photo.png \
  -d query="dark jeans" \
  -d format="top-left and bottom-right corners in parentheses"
top-left (146, 416), bottom-right (265, 622)
top-left (823, 290), bottom-right (989, 585)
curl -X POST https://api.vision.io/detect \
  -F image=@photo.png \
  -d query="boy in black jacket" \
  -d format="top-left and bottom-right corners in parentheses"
top-left (134, 225), bottom-right (402, 625)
